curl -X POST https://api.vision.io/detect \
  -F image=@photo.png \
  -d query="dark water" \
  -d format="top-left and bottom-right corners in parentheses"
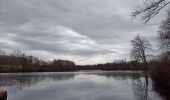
top-left (0, 71), bottom-right (167, 100)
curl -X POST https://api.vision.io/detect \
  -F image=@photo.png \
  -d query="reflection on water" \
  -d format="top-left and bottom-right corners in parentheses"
top-left (132, 73), bottom-right (149, 100)
top-left (152, 81), bottom-right (170, 100)
top-left (0, 71), bottom-right (167, 100)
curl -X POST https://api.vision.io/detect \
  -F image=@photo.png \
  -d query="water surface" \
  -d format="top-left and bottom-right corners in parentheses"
top-left (0, 71), bottom-right (167, 100)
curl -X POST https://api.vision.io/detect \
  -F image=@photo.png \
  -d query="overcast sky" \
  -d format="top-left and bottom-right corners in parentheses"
top-left (0, 0), bottom-right (168, 65)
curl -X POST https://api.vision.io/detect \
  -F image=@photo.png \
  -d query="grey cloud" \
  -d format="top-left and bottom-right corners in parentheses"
top-left (0, 25), bottom-right (117, 57)
top-left (0, 0), bottom-right (165, 64)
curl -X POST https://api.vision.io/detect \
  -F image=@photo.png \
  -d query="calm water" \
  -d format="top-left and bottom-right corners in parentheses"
top-left (0, 71), bottom-right (167, 100)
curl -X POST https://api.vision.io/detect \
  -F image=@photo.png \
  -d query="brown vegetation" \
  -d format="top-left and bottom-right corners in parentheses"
top-left (0, 90), bottom-right (7, 100)
top-left (150, 53), bottom-right (170, 89)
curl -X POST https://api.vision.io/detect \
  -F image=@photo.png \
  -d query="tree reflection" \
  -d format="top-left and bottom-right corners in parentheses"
top-left (96, 71), bottom-right (142, 81)
top-left (0, 73), bottom-right (75, 95)
top-left (132, 72), bottom-right (149, 100)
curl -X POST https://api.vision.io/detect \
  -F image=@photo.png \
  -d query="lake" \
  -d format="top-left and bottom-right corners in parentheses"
top-left (0, 71), bottom-right (168, 100)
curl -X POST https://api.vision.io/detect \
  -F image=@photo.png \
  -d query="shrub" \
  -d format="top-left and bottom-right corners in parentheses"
top-left (151, 55), bottom-right (170, 89)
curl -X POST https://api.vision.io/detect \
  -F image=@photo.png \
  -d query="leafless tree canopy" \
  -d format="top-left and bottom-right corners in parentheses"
top-left (132, 0), bottom-right (170, 23)
top-left (159, 10), bottom-right (170, 50)
top-left (130, 34), bottom-right (151, 68)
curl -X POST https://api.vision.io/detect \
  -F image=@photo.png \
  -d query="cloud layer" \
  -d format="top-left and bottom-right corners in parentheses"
top-left (0, 0), bottom-right (166, 65)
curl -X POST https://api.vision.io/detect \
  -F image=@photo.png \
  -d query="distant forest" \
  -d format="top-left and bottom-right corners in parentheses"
top-left (0, 50), bottom-right (76, 72)
top-left (0, 49), bottom-right (154, 73)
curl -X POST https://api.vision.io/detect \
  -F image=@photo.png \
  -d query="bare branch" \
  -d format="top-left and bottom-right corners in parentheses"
top-left (132, 0), bottom-right (170, 23)
top-left (130, 34), bottom-right (151, 69)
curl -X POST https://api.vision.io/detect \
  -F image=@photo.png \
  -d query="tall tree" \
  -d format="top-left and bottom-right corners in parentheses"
top-left (159, 9), bottom-right (170, 50)
top-left (132, 0), bottom-right (170, 23)
top-left (130, 34), bottom-right (151, 70)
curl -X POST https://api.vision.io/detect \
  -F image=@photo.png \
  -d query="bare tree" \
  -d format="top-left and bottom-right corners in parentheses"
top-left (159, 9), bottom-right (170, 50)
top-left (130, 34), bottom-right (151, 70)
top-left (132, 0), bottom-right (170, 23)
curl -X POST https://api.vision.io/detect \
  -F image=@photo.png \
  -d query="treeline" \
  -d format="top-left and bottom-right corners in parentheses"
top-left (0, 49), bottom-right (151, 72)
top-left (0, 50), bottom-right (77, 72)
top-left (78, 59), bottom-right (158, 71)
top-left (78, 61), bottom-right (144, 70)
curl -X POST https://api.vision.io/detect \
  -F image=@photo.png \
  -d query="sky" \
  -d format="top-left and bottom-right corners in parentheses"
top-left (0, 0), bottom-right (168, 65)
